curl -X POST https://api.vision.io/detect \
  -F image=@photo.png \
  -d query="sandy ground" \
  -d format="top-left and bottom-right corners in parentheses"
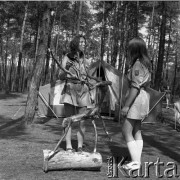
top-left (0, 92), bottom-right (180, 180)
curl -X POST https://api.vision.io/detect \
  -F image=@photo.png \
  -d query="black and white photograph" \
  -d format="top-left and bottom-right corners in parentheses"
top-left (0, 1), bottom-right (180, 179)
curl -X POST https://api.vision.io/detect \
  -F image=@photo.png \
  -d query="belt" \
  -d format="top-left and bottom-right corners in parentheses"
top-left (66, 79), bottom-right (83, 84)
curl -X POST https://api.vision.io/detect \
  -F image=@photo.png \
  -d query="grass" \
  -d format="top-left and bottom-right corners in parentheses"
top-left (0, 92), bottom-right (180, 180)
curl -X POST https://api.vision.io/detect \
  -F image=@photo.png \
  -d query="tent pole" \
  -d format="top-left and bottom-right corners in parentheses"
top-left (38, 91), bottom-right (59, 119)
top-left (118, 57), bottom-right (126, 124)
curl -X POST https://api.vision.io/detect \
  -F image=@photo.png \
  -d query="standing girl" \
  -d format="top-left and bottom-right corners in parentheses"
top-left (121, 37), bottom-right (151, 170)
top-left (59, 35), bottom-right (94, 152)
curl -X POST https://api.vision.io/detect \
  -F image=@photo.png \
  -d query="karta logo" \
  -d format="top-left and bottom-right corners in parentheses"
top-left (107, 156), bottom-right (180, 178)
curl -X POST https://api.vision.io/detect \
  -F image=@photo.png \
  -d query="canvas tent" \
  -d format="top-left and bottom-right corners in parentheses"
top-left (88, 60), bottom-right (129, 111)
top-left (38, 80), bottom-right (66, 117)
top-left (37, 60), bottom-right (165, 123)
top-left (37, 60), bottom-right (127, 117)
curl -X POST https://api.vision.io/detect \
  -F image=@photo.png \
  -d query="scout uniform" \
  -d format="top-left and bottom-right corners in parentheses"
top-left (60, 53), bottom-right (95, 109)
top-left (127, 60), bottom-right (151, 120)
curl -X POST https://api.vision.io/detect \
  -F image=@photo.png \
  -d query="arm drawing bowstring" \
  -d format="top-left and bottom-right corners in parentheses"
top-left (50, 50), bottom-right (112, 142)
top-left (50, 50), bottom-right (79, 134)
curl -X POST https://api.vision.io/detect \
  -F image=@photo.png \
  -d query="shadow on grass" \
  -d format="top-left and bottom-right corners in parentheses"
top-left (33, 116), bottom-right (56, 124)
top-left (0, 92), bottom-right (25, 100)
top-left (1, 112), bottom-right (179, 165)
top-left (143, 134), bottom-right (180, 163)
top-left (5, 103), bottom-right (26, 106)
top-left (142, 123), bottom-right (180, 164)
top-left (0, 115), bottom-right (63, 147)
top-left (163, 118), bottom-right (180, 132)
top-left (0, 116), bottom-right (28, 139)
top-left (0, 113), bottom-right (66, 148)
top-left (0, 116), bottom-right (24, 131)
top-left (103, 142), bottom-right (130, 163)
top-left (97, 118), bottom-right (180, 165)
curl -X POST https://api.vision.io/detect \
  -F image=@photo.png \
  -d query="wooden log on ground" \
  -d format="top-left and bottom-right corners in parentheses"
top-left (43, 150), bottom-right (102, 172)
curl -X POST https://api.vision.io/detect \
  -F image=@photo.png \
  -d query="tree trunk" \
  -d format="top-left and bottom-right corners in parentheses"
top-left (0, 33), bottom-right (4, 91)
top-left (4, 20), bottom-right (9, 94)
top-left (43, 9), bottom-right (55, 85)
top-left (147, 1), bottom-right (155, 48)
top-left (50, 55), bottom-right (56, 85)
top-left (120, 2), bottom-right (128, 71)
top-left (151, 15), bottom-right (161, 86)
top-left (9, 48), bottom-right (15, 92)
top-left (118, 2), bottom-right (125, 70)
top-left (49, 14), bottom-right (57, 86)
top-left (72, 1), bottom-right (78, 36)
top-left (55, 17), bottom-right (62, 78)
top-left (43, 35), bottom-right (51, 85)
top-left (111, 2), bottom-right (120, 67)
top-left (23, 57), bottom-right (30, 92)
top-left (129, 1), bottom-right (138, 40)
top-left (172, 33), bottom-right (178, 99)
top-left (165, 16), bottom-right (172, 81)
top-left (150, 35), bottom-right (157, 87)
top-left (100, 1), bottom-right (106, 62)
top-left (20, 59), bottom-right (25, 92)
top-left (24, 2), bottom-right (57, 124)
top-left (76, 1), bottom-right (82, 35)
top-left (154, 2), bottom-right (167, 90)
top-left (21, 58), bottom-right (27, 92)
top-left (107, 26), bottom-right (111, 64)
top-left (133, 1), bottom-right (139, 38)
top-left (15, 3), bottom-right (28, 92)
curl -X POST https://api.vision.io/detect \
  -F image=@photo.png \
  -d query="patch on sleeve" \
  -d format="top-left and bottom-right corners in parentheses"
top-left (135, 70), bottom-right (139, 76)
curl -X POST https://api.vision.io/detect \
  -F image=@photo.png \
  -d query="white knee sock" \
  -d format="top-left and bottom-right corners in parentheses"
top-left (127, 140), bottom-right (139, 162)
top-left (136, 139), bottom-right (143, 163)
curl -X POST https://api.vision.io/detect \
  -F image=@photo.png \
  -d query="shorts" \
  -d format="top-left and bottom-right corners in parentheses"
top-left (60, 82), bottom-right (95, 108)
top-left (127, 89), bottom-right (150, 120)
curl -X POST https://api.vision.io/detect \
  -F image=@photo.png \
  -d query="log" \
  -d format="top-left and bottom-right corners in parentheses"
top-left (43, 150), bottom-right (102, 172)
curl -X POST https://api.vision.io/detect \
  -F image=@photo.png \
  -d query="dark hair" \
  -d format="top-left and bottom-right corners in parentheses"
top-left (128, 37), bottom-right (151, 71)
top-left (69, 35), bottom-right (86, 58)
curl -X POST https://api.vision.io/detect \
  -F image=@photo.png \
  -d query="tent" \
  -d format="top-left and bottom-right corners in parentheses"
top-left (88, 60), bottom-right (129, 111)
top-left (37, 60), bottom-right (126, 117)
top-left (38, 80), bottom-right (66, 117)
top-left (37, 60), bottom-right (165, 123)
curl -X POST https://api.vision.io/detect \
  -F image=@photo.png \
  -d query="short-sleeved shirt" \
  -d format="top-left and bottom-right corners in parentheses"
top-left (127, 60), bottom-right (151, 90)
top-left (126, 60), bottom-right (151, 120)
top-left (59, 54), bottom-right (95, 108)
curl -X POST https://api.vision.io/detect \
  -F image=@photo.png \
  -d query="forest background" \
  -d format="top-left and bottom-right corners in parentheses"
top-left (0, 1), bottom-right (180, 124)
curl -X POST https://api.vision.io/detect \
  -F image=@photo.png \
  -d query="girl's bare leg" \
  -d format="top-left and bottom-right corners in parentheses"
top-left (122, 118), bottom-right (139, 163)
top-left (133, 121), bottom-right (143, 163)
top-left (77, 107), bottom-right (86, 149)
top-left (64, 103), bottom-right (75, 150)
